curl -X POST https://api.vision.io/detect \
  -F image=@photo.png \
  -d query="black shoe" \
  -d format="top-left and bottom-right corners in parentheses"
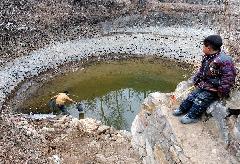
top-left (172, 108), bottom-right (184, 116)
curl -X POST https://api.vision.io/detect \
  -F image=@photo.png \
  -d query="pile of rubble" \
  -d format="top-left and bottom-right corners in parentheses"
top-left (0, 114), bottom-right (141, 163)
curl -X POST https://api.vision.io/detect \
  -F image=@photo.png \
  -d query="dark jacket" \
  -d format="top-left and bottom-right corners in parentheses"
top-left (193, 51), bottom-right (237, 97)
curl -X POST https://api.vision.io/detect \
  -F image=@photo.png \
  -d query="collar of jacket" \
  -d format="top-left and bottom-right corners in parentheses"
top-left (203, 51), bottom-right (220, 60)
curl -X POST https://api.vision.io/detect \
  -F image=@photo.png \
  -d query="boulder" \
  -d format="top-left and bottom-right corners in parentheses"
top-left (131, 80), bottom-right (239, 163)
top-left (226, 90), bottom-right (240, 110)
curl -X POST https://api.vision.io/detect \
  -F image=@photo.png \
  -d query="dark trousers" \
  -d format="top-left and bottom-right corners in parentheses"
top-left (179, 88), bottom-right (218, 119)
top-left (57, 104), bottom-right (70, 115)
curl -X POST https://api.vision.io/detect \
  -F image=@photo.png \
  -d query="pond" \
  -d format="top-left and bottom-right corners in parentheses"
top-left (19, 57), bottom-right (192, 131)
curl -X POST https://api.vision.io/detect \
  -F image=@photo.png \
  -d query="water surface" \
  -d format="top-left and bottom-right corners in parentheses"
top-left (20, 58), bottom-right (192, 130)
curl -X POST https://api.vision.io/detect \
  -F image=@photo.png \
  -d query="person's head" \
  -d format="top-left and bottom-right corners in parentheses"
top-left (63, 91), bottom-right (69, 95)
top-left (202, 35), bottom-right (223, 55)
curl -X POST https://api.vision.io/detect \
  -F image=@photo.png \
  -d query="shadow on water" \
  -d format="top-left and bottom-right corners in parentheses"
top-left (19, 57), bottom-right (192, 131)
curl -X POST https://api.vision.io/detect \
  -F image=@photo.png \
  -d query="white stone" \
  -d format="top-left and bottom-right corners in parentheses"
top-left (69, 118), bottom-right (80, 128)
top-left (41, 127), bottom-right (55, 132)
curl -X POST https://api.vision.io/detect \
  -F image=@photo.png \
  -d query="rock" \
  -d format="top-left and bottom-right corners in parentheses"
top-left (53, 122), bottom-right (62, 128)
top-left (50, 155), bottom-right (61, 164)
top-left (88, 140), bottom-right (100, 148)
top-left (227, 115), bottom-right (239, 142)
top-left (175, 80), bottom-right (193, 93)
top-left (69, 118), bottom-right (80, 128)
top-left (57, 115), bottom-right (70, 124)
top-left (228, 115), bottom-right (237, 129)
top-left (234, 115), bottom-right (240, 140)
top-left (41, 127), bottom-right (55, 133)
top-left (27, 128), bottom-right (38, 137)
top-left (96, 154), bottom-right (107, 163)
top-left (27, 114), bottom-right (57, 120)
top-left (207, 101), bottom-right (230, 144)
top-left (203, 117), bottom-right (221, 139)
top-left (17, 120), bottom-right (28, 126)
top-left (97, 125), bottom-right (110, 135)
top-left (132, 88), bottom-right (239, 163)
top-left (119, 130), bottom-right (131, 138)
top-left (229, 140), bottom-right (240, 160)
top-left (142, 92), bottom-right (170, 113)
top-left (226, 90), bottom-right (240, 109)
top-left (154, 145), bottom-right (169, 164)
top-left (115, 133), bottom-right (125, 143)
top-left (79, 118), bottom-right (100, 133)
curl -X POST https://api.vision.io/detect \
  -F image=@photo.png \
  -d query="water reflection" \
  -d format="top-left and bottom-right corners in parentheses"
top-left (68, 88), bottom-right (149, 131)
top-left (18, 58), bottom-right (192, 131)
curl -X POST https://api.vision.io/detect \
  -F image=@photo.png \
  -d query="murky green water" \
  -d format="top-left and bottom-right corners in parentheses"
top-left (20, 57), bottom-right (192, 131)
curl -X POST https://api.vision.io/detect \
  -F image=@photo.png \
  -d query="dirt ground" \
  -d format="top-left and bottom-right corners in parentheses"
top-left (0, 115), bottom-right (142, 164)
